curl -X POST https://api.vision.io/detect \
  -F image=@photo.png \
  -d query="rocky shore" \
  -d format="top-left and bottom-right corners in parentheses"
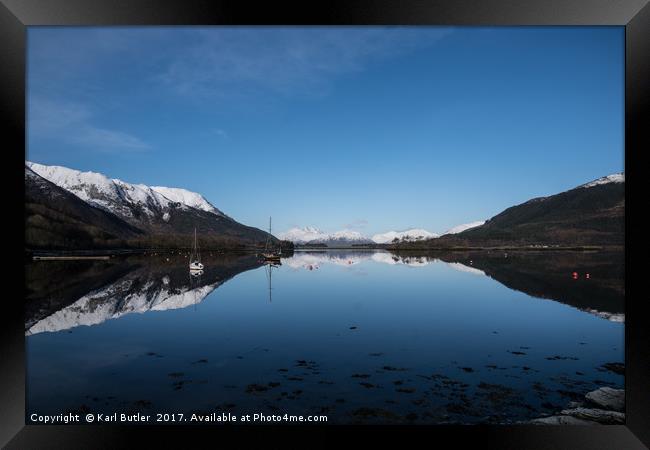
top-left (528, 387), bottom-right (624, 425)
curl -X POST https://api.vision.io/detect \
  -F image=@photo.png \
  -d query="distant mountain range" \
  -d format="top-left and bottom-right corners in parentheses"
top-left (26, 162), bottom-right (624, 251)
top-left (279, 224), bottom-right (485, 246)
top-left (372, 229), bottom-right (440, 244)
top-left (280, 173), bottom-right (623, 248)
top-left (278, 227), bottom-right (374, 246)
top-left (25, 162), bottom-right (278, 251)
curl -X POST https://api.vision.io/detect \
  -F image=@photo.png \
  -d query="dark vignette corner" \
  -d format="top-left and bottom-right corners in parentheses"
top-left (1, 0), bottom-right (649, 448)
top-left (0, 0), bottom-right (27, 448)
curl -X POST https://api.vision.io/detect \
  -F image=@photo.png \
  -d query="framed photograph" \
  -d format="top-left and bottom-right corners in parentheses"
top-left (2, 0), bottom-right (648, 448)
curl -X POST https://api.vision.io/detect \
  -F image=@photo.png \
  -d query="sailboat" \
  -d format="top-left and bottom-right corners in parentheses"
top-left (189, 227), bottom-right (204, 273)
top-left (260, 216), bottom-right (282, 263)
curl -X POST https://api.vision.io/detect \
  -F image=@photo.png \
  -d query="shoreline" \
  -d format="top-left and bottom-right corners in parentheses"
top-left (296, 245), bottom-right (620, 252)
top-left (26, 245), bottom-right (622, 258)
top-left (25, 248), bottom-right (269, 260)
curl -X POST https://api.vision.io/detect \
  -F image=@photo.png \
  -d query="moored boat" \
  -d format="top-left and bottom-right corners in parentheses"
top-left (189, 228), bottom-right (204, 272)
top-left (260, 217), bottom-right (282, 263)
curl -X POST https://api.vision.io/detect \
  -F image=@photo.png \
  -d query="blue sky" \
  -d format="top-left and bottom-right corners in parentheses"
top-left (26, 26), bottom-right (624, 235)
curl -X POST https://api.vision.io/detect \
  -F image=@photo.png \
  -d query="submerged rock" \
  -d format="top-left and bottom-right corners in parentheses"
top-left (560, 407), bottom-right (625, 424)
top-left (529, 415), bottom-right (598, 425)
top-left (600, 362), bottom-right (625, 375)
top-left (585, 387), bottom-right (625, 412)
top-left (245, 384), bottom-right (269, 393)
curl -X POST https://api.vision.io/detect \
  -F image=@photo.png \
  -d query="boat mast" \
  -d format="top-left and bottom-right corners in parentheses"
top-left (196, 228), bottom-right (201, 262)
top-left (265, 216), bottom-right (272, 252)
top-left (192, 227), bottom-right (200, 262)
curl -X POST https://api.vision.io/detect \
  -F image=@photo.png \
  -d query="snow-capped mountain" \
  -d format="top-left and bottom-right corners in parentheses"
top-left (25, 166), bottom-right (144, 247)
top-left (281, 224), bottom-right (497, 246)
top-left (442, 221), bottom-right (486, 235)
top-left (372, 229), bottom-right (439, 244)
top-left (428, 172), bottom-right (625, 247)
top-left (312, 229), bottom-right (373, 245)
top-left (27, 161), bottom-right (225, 224)
top-left (25, 161), bottom-right (273, 249)
top-left (278, 227), bottom-right (373, 246)
top-left (578, 172), bottom-right (624, 189)
top-left (278, 226), bottom-right (328, 244)
top-left (280, 227), bottom-right (438, 246)
top-left (150, 186), bottom-right (225, 216)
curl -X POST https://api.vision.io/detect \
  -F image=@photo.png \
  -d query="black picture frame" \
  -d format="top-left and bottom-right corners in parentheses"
top-left (2, 0), bottom-right (648, 448)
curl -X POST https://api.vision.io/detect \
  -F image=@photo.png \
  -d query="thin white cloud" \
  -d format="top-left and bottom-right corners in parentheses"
top-left (157, 27), bottom-right (453, 98)
top-left (29, 97), bottom-right (150, 151)
top-left (67, 127), bottom-right (150, 150)
top-left (343, 219), bottom-right (369, 229)
top-left (28, 27), bottom-right (454, 108)
top-left (213, 128), bottom-right (228, 138)
top-left (27, 28), bottom-right (454, 149)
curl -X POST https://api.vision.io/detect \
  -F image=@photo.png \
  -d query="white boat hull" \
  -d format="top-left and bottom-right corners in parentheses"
top-left (189, 262), bottom-right (204, 271)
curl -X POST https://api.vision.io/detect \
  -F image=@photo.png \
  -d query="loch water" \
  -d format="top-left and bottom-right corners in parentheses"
top-left (25, 250), bottom-right (624, 424)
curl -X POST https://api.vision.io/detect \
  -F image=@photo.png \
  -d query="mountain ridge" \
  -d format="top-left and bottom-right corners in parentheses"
top-left (26, 162), bottom-right (624, 251)
top-left (392, 172), bottom-right (624, 249)
top-left (25, 162), bottom-right (278, 251)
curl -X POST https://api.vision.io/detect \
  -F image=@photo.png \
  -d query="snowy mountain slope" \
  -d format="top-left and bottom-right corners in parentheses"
top-left (280, 227), bottom-right (441, 246)
top-left (150, 186), bottom-right (225, 216)
top-left (25, 161), bottom-right (272, 247)
top-left (278, 227), bottom-right (373, 246)
top-left (278, 227), bottom-right (328, 244)
top-left (442, 221), bottom-right (486, 235)
top-left (577, 173), bottom-right (624, 189)
top-left (25, 166), bottom-right (144, 248)
top-left (372, 229), bottom-right (439, 244)
top-left (281, 225), bottom-right (491, 245)
top-left (27, 162), bottom-right (225, 223)
top-left (312, 229), bottom-right (373, 245)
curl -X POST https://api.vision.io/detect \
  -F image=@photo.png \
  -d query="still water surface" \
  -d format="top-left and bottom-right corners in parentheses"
top-left (26, 250), bottom-right (624, 424)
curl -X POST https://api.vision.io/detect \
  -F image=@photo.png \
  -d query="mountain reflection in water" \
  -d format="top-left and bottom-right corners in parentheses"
top-left (27, 250), bottom-right (623, 334)
top-left (25, 250), bottom-right (624, 424)
top-left (25, 253), bottom-right (264, 334)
